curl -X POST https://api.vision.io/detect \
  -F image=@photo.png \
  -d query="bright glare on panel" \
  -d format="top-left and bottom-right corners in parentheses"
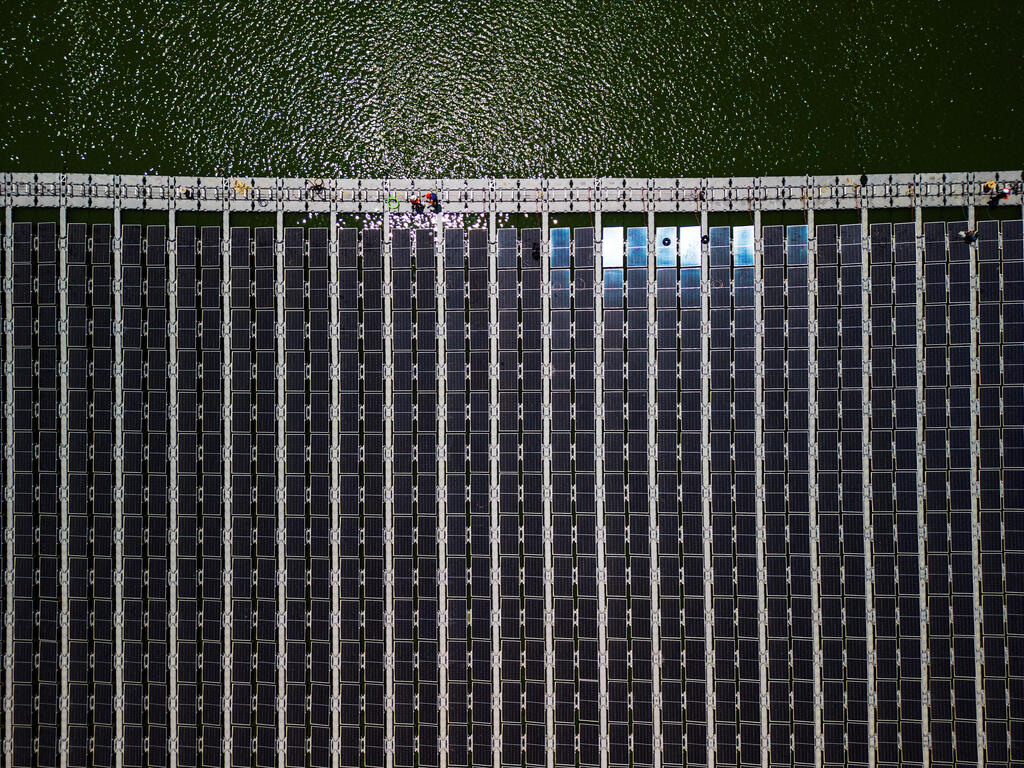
top-left (734, 225), bottom-right (754, 266)
top-left (603, 227), bottom-right (624, 267)
top-left (679, 226), bottom-right (701, 266)
top-left (655, 226), bottom-right (676, 267)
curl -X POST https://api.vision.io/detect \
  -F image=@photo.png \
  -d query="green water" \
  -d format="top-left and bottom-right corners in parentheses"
top-left (2, 0), bottom-right (1022, 178)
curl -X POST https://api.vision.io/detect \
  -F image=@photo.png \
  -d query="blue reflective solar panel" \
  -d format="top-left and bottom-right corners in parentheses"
top-left (787, 225), bottom-right (808, 264)
top-left (627, 227), bottom-right (647, 267)
top-left (551, 228), bottom-right (570, 267)
top-left (680, 268), bottom-right (700, 290)
top-left (733, 226), bottom-right (754, 266)
top-left (604, 269), bottom-right (624, 306)
top-left (552, 270), bottom-right (570, 305)
top-left (655, 227), bottom-right (676, 267)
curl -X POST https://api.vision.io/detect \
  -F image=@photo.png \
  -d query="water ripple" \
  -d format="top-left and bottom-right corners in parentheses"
top-left (1, 0), bottom-right (1021, 176)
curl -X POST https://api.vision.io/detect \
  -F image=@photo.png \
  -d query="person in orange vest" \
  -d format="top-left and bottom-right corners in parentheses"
top-left (410, 195), bottom-right (424, 214)
top-left (425, 191), bottom-right (441, 213)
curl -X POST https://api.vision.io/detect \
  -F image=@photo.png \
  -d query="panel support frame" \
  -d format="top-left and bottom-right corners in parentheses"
top-left (166, 205), bottom-right (180, 768)
top-left (753, 208), bottom-right (768, 768)
top-left (58, 200), bottom-right (70, 768)
top-left (806, 207), bottom-right (824, 768)
top-left (593, 208), bottom-right (610, 768)
top-left (275, 207), bottom-right (287, 768)
top-left (112, 198), bottom-right (125, 768)
top-left (699, 204), bottom-right (715, 768)
top-left (2, 203), bottom-right (10, 768)
top-left (221, 205), bottom-right (234, 768)
top-left (860, 206), bottom-right (878, 768)
top-left (645, 208), bottom-right (664, 768)
top-left (2, 203), bottom-right (11, 768)
top-left (328, 209), bottom-right (342, 768)
top-left (541, 211), bottom-right (556, 768)
top-left (967, 204), bottom-right (986, 767)
top-left (913, 204), bottom-right (932, 768)
top-left (435, 216), bottom-right (449, 768)
top-left (487, 210), bottom-right (502, 768)
top-left (382, 194), bottom-right (396, 768)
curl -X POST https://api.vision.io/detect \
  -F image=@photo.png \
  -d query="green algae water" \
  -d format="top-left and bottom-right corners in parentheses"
top-left (2, 0), bottom-right (1023, 178)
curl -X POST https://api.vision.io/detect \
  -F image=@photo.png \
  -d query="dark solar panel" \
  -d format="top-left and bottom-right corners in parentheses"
top-left (2, 211), bottom-right (1015, 768)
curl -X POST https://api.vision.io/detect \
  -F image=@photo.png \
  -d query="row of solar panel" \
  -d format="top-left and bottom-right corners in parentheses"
top-left (14, 221), bottom-right (1020, 267)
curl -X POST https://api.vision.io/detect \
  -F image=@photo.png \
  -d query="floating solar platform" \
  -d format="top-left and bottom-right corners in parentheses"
top-left (0, 172), bottom-right (1023, 768)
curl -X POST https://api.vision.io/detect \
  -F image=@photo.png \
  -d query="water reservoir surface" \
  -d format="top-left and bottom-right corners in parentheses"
top-left (3, 0), bottom-right (1023, 177)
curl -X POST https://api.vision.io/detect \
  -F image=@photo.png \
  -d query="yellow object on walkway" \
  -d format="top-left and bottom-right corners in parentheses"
top-left (232, 179), bottom-right (252, 195)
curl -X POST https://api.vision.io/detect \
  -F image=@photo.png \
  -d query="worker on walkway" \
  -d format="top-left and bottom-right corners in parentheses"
top-left (410, 195), bottom-right (424, 214)
top-left (425, 191), bottom-right (441, 213)
top-left (959, 228), bottom-right (979, 245)
top-left (988, 185), bottom-right (1011, 207)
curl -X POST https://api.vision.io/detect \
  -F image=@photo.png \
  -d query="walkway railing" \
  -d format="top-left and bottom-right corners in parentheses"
top-left (2, 171), bottom-right (1021, 212)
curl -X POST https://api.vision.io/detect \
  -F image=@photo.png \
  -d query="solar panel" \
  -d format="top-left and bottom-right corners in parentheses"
top-left (3, 209), bottom-right (1015, 768)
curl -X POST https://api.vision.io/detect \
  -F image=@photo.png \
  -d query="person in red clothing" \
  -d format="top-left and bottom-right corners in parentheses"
top-left (410, 195), bottom-right (424, 214)
top-left (988, 185), bottom-right (1011, 207)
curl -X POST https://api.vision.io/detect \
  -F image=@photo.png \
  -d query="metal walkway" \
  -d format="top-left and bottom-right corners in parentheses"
top-left (1, 171), bottom-right (1023, 768)
top-left (2, 171), bottom-right (1022, 213)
